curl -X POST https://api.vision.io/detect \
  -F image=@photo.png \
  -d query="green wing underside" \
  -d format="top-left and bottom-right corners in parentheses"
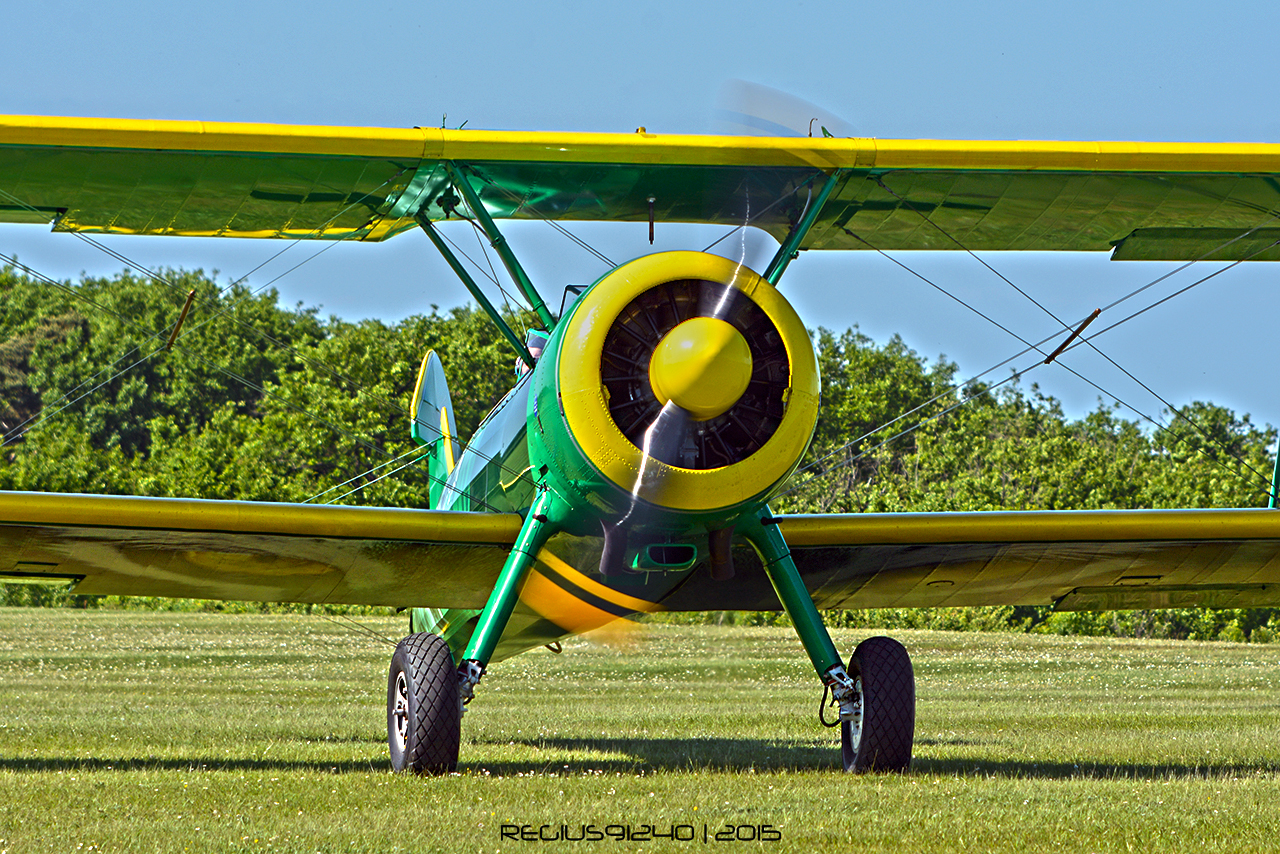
top-left (2, 116), bottom-right (1279, 259)
top-left (4, 493), bottom-right (1280, 614)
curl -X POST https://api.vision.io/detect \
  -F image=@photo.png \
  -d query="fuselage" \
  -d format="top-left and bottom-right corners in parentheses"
top-left (414, 252), bottom-right (821, 663)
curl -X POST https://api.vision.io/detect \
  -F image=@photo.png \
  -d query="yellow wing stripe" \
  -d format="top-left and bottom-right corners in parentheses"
top-left (779, 508), bottom-right (1280, 546)
top-left (0, 491), bottom-right (520, 543)
top-left (4, 114), bottom-right (1280, 173)
top-left (0, 115), bottom-right (429, 159)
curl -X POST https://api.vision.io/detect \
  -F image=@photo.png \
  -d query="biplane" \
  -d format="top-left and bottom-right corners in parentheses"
top-left (2, 115), bottom-right (1280, 774)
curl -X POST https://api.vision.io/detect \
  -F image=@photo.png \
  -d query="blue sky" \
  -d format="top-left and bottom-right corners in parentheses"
top-left (2, 0), bottom-right (1279, 455)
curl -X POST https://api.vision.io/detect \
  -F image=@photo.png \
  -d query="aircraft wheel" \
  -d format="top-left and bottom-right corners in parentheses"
top-left (387, 632), bottom-right (459, 774)
top-left (842, 635), bottom-right (914, 773)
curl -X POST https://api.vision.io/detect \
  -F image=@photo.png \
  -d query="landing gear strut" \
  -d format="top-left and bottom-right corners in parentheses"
top-left (388, 488), bottom-right (566, 773)
top-left (741, 508), bottom-right (916, 773)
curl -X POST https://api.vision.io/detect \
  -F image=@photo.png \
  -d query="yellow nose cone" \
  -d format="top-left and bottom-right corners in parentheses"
top-left (648, 317), bottom-right (754, 421)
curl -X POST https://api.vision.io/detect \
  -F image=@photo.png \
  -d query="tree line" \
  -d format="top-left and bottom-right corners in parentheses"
top-left (2, 265), bottom-right (1278, 641)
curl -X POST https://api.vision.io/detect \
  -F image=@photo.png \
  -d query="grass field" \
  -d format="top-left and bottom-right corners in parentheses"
top-left (2, 609), bottom-right (1279, 852)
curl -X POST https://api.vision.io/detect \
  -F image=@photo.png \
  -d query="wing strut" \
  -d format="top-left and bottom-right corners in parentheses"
top-left (416, 214), bottom-right (536, 368)
top-left (1270, 445), bottom-right (1280, 509)
top-left (762, 169), bottom-right (845, 286)
top-left (444, 162), bottom-right (557, 330)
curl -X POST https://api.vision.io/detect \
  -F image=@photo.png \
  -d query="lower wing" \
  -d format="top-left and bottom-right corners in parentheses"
top-left (0, 491), bottom-right (519, 607)
top-left (661, 509), bottom-right (1280, 612)
top-left (6, 492), bottom-right (1280, 614)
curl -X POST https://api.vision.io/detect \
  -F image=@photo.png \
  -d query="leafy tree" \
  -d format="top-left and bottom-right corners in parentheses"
top-left (3, 264), bottom-right (1278, 638)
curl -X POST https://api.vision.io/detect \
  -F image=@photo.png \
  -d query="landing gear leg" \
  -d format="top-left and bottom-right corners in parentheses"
top-left (456, 488), bottom-right (564, 710)
top-left (387, 488), bottom-right (564, 773)
top-left (740, 508), bottom-right (915, 773)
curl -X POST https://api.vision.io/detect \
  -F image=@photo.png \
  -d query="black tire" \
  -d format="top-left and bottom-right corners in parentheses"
top-left (387, 632), bottom-right (460, 774)
top-left (841, 635), bottom-right (914, 773)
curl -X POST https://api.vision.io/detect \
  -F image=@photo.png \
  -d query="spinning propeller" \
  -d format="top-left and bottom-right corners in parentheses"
top-left (527, 250), bottom-right (820, 581)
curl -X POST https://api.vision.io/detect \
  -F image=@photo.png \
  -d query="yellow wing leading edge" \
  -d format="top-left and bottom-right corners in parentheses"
top-left (2, 115), bottom-right (1280, 258)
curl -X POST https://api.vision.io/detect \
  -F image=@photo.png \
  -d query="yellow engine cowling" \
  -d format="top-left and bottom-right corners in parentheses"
top-left (535, 251), bottom-right (820, 526)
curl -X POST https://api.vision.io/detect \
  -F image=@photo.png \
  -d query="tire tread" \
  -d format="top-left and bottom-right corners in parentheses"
top-left (845, 635), bottom-right (915, 773)
top-left (388, 632), bottom-right (459, 774)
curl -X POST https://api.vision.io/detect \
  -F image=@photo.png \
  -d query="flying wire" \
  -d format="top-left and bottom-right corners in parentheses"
top-left (321, 614), bottom-right (398, 647)
top-left (1, 248), bottom-right (530, 511)
top-left (467, 173), bottom-right (616, 268)
top-left (0, 177), bottom-right (427, 427)
top-left (0, 176), bottom-right (546, 509)
top-left (0, 175), bottom-right (542, 511)
top-left (871, 174), bottom-right (1280, 490)
top-left (318, 450), bottom-right (433, 505)
top-left (783, 224), bottom-right (1280, 500)
top-left (872, 175), bottom-right (1076, 333)
top-left (875, 171), bottom-right (1280, 481)
top-left (301, 445), bottom-right (428, 503)
top-left (543, 218), bottom-right (616, 268)
top-left (820, 203), bottom-right (1280, 467)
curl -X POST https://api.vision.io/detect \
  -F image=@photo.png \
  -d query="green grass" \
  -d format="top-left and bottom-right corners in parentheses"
top-left (2, 609), bottom-right (1279, 852)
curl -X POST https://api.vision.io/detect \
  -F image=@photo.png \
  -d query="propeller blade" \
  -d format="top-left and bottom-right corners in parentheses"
top-left (715, 79), bottom-right (854, 139)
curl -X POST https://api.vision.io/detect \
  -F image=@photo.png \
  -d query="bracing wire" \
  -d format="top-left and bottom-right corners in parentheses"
top-left (2, 246), bottom-right (536, 506)
top-left (301, 445), bottom-right (428, 503)
top-left (318, 450), bottom-right (433, 505)
top-left (870, 173), bottom-right (1280, 489)
top-left (1, 247), bottom-right (531, 512)
top-left (783, 224), bottom-right (1280, 501)
top-left (0, 221), bottom-right (539, 511)
top-left (702, 172), bottom-right (823, 254)
top-left (0, 176), bottom-right (425, 428)
top-left (464, 170), bottom-right (616, 268)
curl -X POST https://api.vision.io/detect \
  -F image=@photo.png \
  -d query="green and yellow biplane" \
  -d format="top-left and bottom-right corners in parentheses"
top-left (2, 115), bottom-right (1280, 774)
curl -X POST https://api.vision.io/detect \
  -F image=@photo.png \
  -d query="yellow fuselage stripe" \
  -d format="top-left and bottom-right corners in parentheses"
top-left (536, 548), bottom-right (661, 613)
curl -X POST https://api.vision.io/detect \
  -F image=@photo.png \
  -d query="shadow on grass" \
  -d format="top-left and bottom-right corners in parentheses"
top-left (3, 741), bottom-right (1276, 781)
top-left (0, 757), bottom-right (387, 774)
top-left (912, 756), bottom-right (1280, 780)
top-left (466, 736), bottom-right (841, 774)
top-left (461, 737), bottom-right (1280, 779)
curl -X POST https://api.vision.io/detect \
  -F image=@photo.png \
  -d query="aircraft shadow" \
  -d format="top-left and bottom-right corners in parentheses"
top-left (0, 756), bottom-right (385, 774)
top-left (466, 736), bottom-right (1277, 780)
top-left (3, 740), bottom-right (1273, 780)
top-left (911, 756), bottom-right (1280, 780)
top-left (465, 736), bottom-right (841, 774)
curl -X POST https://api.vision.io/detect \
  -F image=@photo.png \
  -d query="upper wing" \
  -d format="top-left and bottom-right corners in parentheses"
top-left (1, 115), bottom-right (1278, 259)
top-left (0, 490), bottom-right (520, 608)
top-left (659, 509), bottom-right (1280, 612)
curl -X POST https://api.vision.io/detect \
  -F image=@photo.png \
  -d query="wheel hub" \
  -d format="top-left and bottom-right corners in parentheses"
top-left (392, 671), bottom-right (410, 751)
